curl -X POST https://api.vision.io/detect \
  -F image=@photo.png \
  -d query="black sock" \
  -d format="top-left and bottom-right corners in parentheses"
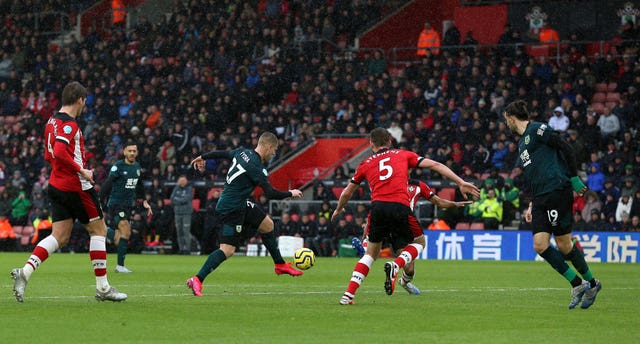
top-left (261, 231), bottom-right (285, 264)
top-left (564, 245), bottom-right (595, 285)
top-left (540, 246), bottom-right (579, 285)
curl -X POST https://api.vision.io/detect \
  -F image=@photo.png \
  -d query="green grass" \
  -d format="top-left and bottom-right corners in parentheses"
top-left (1, 253), bottom-right (638, 343)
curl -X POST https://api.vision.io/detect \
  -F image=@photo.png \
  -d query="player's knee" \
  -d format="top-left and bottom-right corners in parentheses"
top-left (258, 216), bottom-right (274, 233)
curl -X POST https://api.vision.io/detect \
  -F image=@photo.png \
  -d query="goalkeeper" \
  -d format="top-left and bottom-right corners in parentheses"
top-left (503, 100), bottom-right (601, 309)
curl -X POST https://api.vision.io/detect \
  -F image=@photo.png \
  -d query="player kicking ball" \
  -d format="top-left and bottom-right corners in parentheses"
top-left (186, 132), bottom-right (303, 297)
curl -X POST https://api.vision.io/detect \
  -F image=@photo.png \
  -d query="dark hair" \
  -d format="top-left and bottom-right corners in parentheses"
top-left (369, 127), bottom-right (391, 147)
top-left (61, 81), bottom-right (88, 106)
top-left (504, 100), bottom-right (529, 121)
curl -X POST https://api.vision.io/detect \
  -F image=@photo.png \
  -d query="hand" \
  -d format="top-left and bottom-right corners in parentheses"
top-left (79, 168), bottom-right (94, 184)
top-left (524, 206), bottom-right (532, 223)
top-left (143, 200), bottom-right (153, 216)
top-left (454, 200), bottom-right (473, 207)
top-left (459, 181), bottom-right (480, 200)
top-left (191, 156), bottom-right (205, 172)
top-left (289, 189), bottom-right (303, 198)
top-left (330, 209), bottom-right (343, 222)
top-left (577, 185), bottom-right (588, 197)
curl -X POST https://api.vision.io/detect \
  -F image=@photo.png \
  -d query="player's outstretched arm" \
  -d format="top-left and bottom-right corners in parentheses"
top-left (191, 151), bottom-right (231, 172)
top-left (430, 195), bottom-right (473, 208)
top-left (331, 182), bottom-right (358, 222)
top-left (418, 158), bottom-right (480, 200)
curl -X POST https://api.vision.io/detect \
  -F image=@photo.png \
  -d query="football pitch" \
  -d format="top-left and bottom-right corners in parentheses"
top-left (2, 253), bottom-right (638, 343)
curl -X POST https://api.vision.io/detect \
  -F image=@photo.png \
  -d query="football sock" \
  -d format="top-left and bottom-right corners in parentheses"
top-left (401, 270), bottom-right (414, 284)
top-left (89, 236), bottom-right (110, 292)
top-left (106, 227), bottom-right (115, 242)
top-left (540, 246), bottom-right (580, 286)
top-left (23, 235), bottom-right (59, 279)
top-left (117, 238), bottom-right (128, 266)
top-left (261, 231), bottom-right (285, 264)
top-left (345, 254), bottom-right (374, 296)
top-left (564, 244), bottom-right (595, 285)
top-left (197, 249), bottom-right (227, 282)
top-left (394, 243), bottom-right (423, 269)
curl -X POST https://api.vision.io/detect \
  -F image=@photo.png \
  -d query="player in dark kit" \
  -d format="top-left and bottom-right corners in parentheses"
top-left (101, 141), bottom-right (152, 273)
top-left (11, 81), bottom-right (126, 302)
top-left (503, 100), bottom-right (601, 309)
top-left (186, 132), bottom-right (303, 296)
top-left (332, 128), bottom-right (479, 305)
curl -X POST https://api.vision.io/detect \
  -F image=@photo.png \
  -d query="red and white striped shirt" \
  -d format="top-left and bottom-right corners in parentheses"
top-left (44, 112), bottom-right (91, 191)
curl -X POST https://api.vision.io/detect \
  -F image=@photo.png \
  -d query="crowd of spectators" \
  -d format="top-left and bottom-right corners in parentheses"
top-left (1, 0), bottom-right (640, 252)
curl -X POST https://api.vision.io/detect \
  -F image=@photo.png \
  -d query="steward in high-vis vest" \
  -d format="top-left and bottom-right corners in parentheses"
top-left (417, 21), bottom-right (440, 56)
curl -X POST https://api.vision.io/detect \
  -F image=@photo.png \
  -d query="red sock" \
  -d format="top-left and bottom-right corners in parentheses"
top-left (394, 243), bottom-right (421, 269)
top-left (345, 255), bottom-right (374, 296)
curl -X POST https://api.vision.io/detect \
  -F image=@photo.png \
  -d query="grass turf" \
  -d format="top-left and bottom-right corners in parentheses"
top-left (2, 253), bottom-right (638, 343)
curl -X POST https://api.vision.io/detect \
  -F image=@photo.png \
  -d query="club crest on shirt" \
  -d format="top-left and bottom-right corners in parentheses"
top-left (262, 168), bottom-right (268, 176)
top-left (524, 135), bottom-right (530, 145)
top-left (63, 125), bottom-right (72, 134)
top-left (119, 211), bottom-right (126, 218)
top-left (236, 225), bottom-right (242, 233)
top-left (110, 166), bottom-right (118, 172)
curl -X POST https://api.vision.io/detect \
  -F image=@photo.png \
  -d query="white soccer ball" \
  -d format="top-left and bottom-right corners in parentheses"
top-left (293, 248), bottom-right (315, 270)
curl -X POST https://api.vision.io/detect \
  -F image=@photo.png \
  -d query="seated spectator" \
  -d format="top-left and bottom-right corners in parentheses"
top-left (428, 217), bottom-right (451, 230)
top-left (0, 212), bottom-right (17, 251)
top-left (586, 163), bottom-right (605, 193)
top-left (548, 106), bottom-right (570, 132)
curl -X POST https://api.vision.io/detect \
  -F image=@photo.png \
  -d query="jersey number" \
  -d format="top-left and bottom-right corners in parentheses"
top-left (379, 157), bottom-right (393, 180)
top-left (227, 157), bottom-right (246, 184)
top-left (547, 209), bottom-right (559, 226)
top-left (47, 133), bottom-right (55, 158)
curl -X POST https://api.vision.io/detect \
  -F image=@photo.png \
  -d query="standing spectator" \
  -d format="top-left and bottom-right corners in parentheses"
top-left (11, 81), bottom-right (126, 303)
top-left (170, 175), bottom-right (193, 255)
top-left (311, 215), bottom-right (334, 257)
top-left (416, 20), bottom-right (440, 56)
top-left (442, 21), bottom-right (461, 48)
top-left (11, 190), bottom-right (31, 226)
top-left (157, 140), bottom-right (176, 175)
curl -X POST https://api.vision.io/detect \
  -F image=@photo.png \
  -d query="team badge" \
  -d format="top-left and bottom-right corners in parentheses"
top-left (110, 166), bottom-right (118, 172)
top-left (236, 225), bottom-right (242, 233)
top-left (63, 125), bottom-right (72, 134)
top-left (262, 168), bottom-right (268, 176)
top-left (137, 170), bottom-right (140, 176)
top-left (524, 135), bottom-right (530, 145)
top-left (118, 211), bottom-right (125, 218)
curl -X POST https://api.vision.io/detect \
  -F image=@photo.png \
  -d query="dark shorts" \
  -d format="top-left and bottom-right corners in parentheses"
top-left (108, 205), bottom-right (133, 227)
top-left (531, 186), bottom-right (573, 236)
top-left (217, 200), bottom-right (267, 247)
top-left (368, 201), bottom-right (422, 249)
top-left (48, 185), bottom-right (103, 224)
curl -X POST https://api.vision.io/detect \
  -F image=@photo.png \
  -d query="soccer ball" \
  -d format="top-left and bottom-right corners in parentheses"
top-left (293, 248), bottom-right (315, 270)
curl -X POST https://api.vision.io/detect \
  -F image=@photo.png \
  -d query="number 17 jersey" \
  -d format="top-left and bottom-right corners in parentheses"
top-left (215, 147), bottom-right (270, 214)
top-left (352, 148), bottom-right (422, 207)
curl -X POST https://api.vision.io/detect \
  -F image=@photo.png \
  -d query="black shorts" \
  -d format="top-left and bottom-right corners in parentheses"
top-left (530, 187), bottom-right (573, 236)
top-left (108, 205), bottom-right (133, 227)
top-left (48, 185), bottom-right (104, 224)
top-left (368, 201), bottom-right (422, 249)
top-left (217, 201), bottom-right (267, 247)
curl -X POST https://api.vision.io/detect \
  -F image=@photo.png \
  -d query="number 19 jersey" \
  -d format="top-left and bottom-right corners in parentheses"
top-left (352, 148), bottom-right (423, 207)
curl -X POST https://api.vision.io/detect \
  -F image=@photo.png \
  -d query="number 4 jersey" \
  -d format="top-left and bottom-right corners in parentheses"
top-left (44, 112), bottom-right (91, 192)
top-left (352, 148), bottom-right (423, 207)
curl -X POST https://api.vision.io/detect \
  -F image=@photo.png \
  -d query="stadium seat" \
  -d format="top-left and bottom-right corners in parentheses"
top-left (455, 222), bottom-right (470, 230)
top-left (591, 102), bottom-right (605, 114)
top-left (605, 92), bottom-right (620, 103)
top-left (607, 82), bottom-right (617, 92)
top-left (191, 199), bottom-right (200, 212)
top-left (206, 187), bottom-right (223, 200)
top-left (163, 199), bottom-right (171, 205)
top-left (595, 83), bottom-right (608, 92)
top-left (437, 188), bottom-right (456, 201)
top-left (290, 213), bottom-right (300, 222)
top-left (469, 222), bottom-right (485, 230)
top-left (332, 187), bottom-right (344, 200)
top-left (591, 92), bottom-right (606, 103)
top-left (605, 101), bottom-right (617, 110)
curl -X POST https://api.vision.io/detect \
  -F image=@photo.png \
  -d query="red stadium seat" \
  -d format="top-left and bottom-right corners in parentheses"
top-left (290, 213), bottom-right (300, 222)
top-left (591, 92), bottom-right (606, 103)
top-left (469, 222), bottom-right (485, 230)
top-left (332, 187), bottom-right (344, 200)
top-left (591, 102), bottom-right (605, 114)
top-left (605, 92), bottom-right (620, 103)
top-left (455, 222), bottom-right (470, 230)
top-left (605, 102), bottom-right (618, 111)
top-left (437, 188), bottom-right (456, 201)
top-left (594, 83), bottom-right (608, 92)
top-left (607, 82), bottom-right (617, 92)
top-left (191, 199), bottom-right (201, 212)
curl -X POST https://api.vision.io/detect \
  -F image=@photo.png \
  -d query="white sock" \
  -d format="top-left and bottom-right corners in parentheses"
top-left (23, 235), bottom-right (60, 279)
